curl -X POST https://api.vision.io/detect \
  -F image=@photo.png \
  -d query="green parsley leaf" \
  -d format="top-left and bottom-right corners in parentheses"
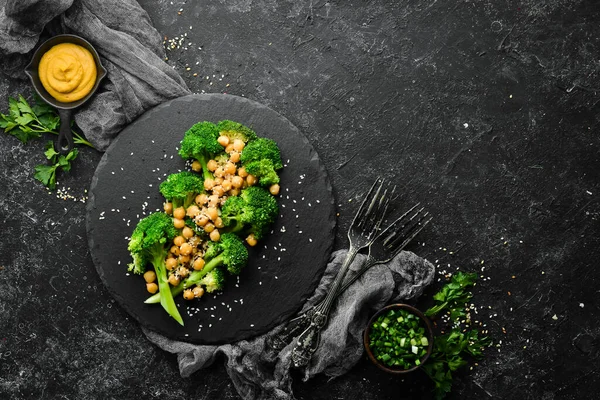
top-left (34, 164), bottom-right (58, 190)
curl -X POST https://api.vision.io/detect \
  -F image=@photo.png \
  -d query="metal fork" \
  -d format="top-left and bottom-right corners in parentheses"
top-left (279, 179), bottom-right (393, 366)
top-left (288, 205), bottom-right (432, 367)
top-left (268, 179), bottom-right (392, 352)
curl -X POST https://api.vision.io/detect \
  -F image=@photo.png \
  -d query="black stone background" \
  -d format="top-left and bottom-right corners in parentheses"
top-left (1, 1), bottom-right (599, 399)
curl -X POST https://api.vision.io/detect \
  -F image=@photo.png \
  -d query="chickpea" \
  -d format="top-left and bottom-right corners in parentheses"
top-left (229, 151), bottom-right (240, 163)
top-left (204, 178), bottom-right (215, 190)
top-left (193, 286), bottom-right (205, 298)
top-left (214, 217), bottom-right (224, 228)
top-left (178, 254), bottom-right (190, 264)
top-left (196, 193), bottom-right (208, 205)
top-left (214, 177), bottom-right (224, 185)
top-left (212, 186), bottom-right (225, 197)
top-left (163, 202), bottom-right (173, 215)
top-left (173, 218), bottom-right (186, 229)
top-left (229, 188), bottom-right (240, 197)
top-left (183, 289), bottom-right (195, 300)
top-left (170, 246), bottom-right (180, 256)
top-left (269, 184), bottom-right (281, 196)
top-left (231, 175), bottom-right (244, 188)
top-left (225, 143), bottom-right (235, 153)
top-left (146, 282), bottom-right (158, 294)
top-left (180, 242), bottom-right (193, 256)
top-left (193, 258), bottom-right (205, 271)
top-left (237, 166), bottom-right (248, 178)
top-left (168, 274), bottom-right (180, 286)
top-left (246, 233), bottom-right (258, 247)
top-left (225, 162), bottom-right (237, 175)
top-left (247, 174), bottom-right (257, 186)
top-left (174, 235), bottom-right (185, 247)
top-left (210, 229), bottom-right (220, 242)
top-left (173, 207), bottom-right (186, 219)
top-left (233, 139), bottom-right (245, 152)
top-left (195, 215), bottom-right (209, 226)
top-left (207, 159), bottom-right (218, 171)
top-left (166, 257), bottom-right (178, 270)
top-left (204, 223), bottom-right (215, 233)
top-left (221, 179), bottom-right (232, 191)
top-left (143, 270), bottom-right (156, 283)
top-left (191, 160), bottom-right (202, 172)
top-left (177, 266), bottom-right (190, 278)
top-left (214, 167), bottom-right (225, 178)
top-left (187, 205), bottom-right (200, 218)
top-left (206, 207), bottom-right (219, 221)
top-left (208, 194), bottom-right (220, 206)
top-left (218, 135), bottom-right (230, 147)
top-left (182, 226), bottom-right (194, 239)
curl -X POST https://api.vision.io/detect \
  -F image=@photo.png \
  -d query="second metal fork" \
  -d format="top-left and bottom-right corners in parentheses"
top-left (275, 178), bottom-right (393, 365)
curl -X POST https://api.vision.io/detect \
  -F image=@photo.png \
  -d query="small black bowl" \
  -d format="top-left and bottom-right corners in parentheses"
top-left (363, 303), bottom-right (434, 374)
top-left (24, 34), bottom-right (107, 154)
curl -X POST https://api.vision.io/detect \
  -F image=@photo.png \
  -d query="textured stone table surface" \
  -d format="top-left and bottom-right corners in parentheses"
top-left (1, 1), bottom-right (599, 399)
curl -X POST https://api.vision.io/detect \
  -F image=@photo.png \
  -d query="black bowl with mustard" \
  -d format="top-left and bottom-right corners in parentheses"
top-left (25, 34), bottom-right (107, 154)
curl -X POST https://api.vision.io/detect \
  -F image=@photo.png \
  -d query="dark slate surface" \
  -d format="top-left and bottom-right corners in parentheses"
top-left (87, 94), bottom-right (335, 343)
top-left (1, 1), bottom-right (599, 399)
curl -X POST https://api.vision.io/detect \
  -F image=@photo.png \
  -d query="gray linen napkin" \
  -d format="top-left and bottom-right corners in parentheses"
top-left (144, 249), bottom-right (435, 400)
top-left (0, 0), bottom-right (191, 150)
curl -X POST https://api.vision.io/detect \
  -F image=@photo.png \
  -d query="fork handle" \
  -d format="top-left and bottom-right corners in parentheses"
top-left (267, 306), bottom-right (316, 351)
top-left (269, 248), bottom-right (362, 352)
top-left (291, 247), bottom-right (359, 367)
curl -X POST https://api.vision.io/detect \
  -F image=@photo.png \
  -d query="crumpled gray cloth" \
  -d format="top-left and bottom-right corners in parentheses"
top-left (0, 0), bottom-right (191, 150)
top-left (144, 249), bottom-right (435, 400)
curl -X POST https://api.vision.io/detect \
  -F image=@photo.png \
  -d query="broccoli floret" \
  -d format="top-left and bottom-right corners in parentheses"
top-left (145, 233), bottom-right (248, 303)
top-left (240, 137), bottom-right (283, 169)
top-left (178, 121), bottom-right (222, 180)
top-left (159, 171), bottom-right (204, 209)
top-left (198, 268), bottom-right (226, 293)
top-left (128, 212), bottom-right (183, 325)
top-left (244, 158), bottom-right (280, 186)
top-left (220, 186), bottom-right (279, 239)
top-left (240, 138), bottom-right (283, 187)
top-left (217, 120), bottom-right (257, 143)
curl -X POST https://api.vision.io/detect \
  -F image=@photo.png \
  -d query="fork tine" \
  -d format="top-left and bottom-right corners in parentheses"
top-left (375, 203), bottom-right (420, 243)
top-left (361, 180), bottom-right (393, 238)
top-left (352, 178), bottom-right (384, 228)
top-left (355, 178), bottom-right (385, 229)
top-left (386, 211), bottom-right (432, 251)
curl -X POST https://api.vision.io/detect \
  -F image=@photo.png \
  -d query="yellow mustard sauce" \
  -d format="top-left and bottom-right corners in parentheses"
top-left (38, 43), bottom-right (97, 103)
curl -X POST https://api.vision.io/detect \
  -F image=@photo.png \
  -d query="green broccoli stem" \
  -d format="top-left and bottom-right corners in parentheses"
top-left (144, 255), bottom-right (223, 304)
top-left (152, 251), bottom-right (184, 326)
top-left (197, 155), bottom-right (214, 181)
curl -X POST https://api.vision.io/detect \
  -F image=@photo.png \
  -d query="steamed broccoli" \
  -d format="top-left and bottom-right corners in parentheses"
top-left (217, 120), bottom-right (257, 143)
top-left (128, 212), bottom-right (183, 325)
top-left (244, 158), bottom-right (280, 186)
top-left (145, 233), bottom-right (248, 303)
top-left (240, 138), bottom-right (283, 186)
top-left (178, 121), bottom-right (222, 180)
top-left (159, 171), bottom-right (204, 209)
top-left (198, 268), bottom-right (226, 293)
top-left (220, 186), bottom-right (279, 239)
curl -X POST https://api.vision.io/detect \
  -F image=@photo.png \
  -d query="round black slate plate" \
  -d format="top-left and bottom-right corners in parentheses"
top-left (86, 94), bottom-right (336, 344)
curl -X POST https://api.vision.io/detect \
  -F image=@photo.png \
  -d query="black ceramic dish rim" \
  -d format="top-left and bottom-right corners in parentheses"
top-left (363, 303), bottom-right (435, 374)
top-left (24, 33), bottom-right (107, 110)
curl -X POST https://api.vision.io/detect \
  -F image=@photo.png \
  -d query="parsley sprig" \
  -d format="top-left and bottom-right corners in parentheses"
top-left (0, 95), bottom-right (93, 189)
top-left (34, 141), bottom-right (79, 190)
top-left (422, 272), bottom-right (491, 399)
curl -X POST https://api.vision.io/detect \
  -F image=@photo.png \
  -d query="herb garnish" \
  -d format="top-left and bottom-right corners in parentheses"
top-left (34, 141), bottom-right (79, 190)
top-left (0, 95), bottom-right (93, 189)
top-left (422, 272), bottom-right (491, 399)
